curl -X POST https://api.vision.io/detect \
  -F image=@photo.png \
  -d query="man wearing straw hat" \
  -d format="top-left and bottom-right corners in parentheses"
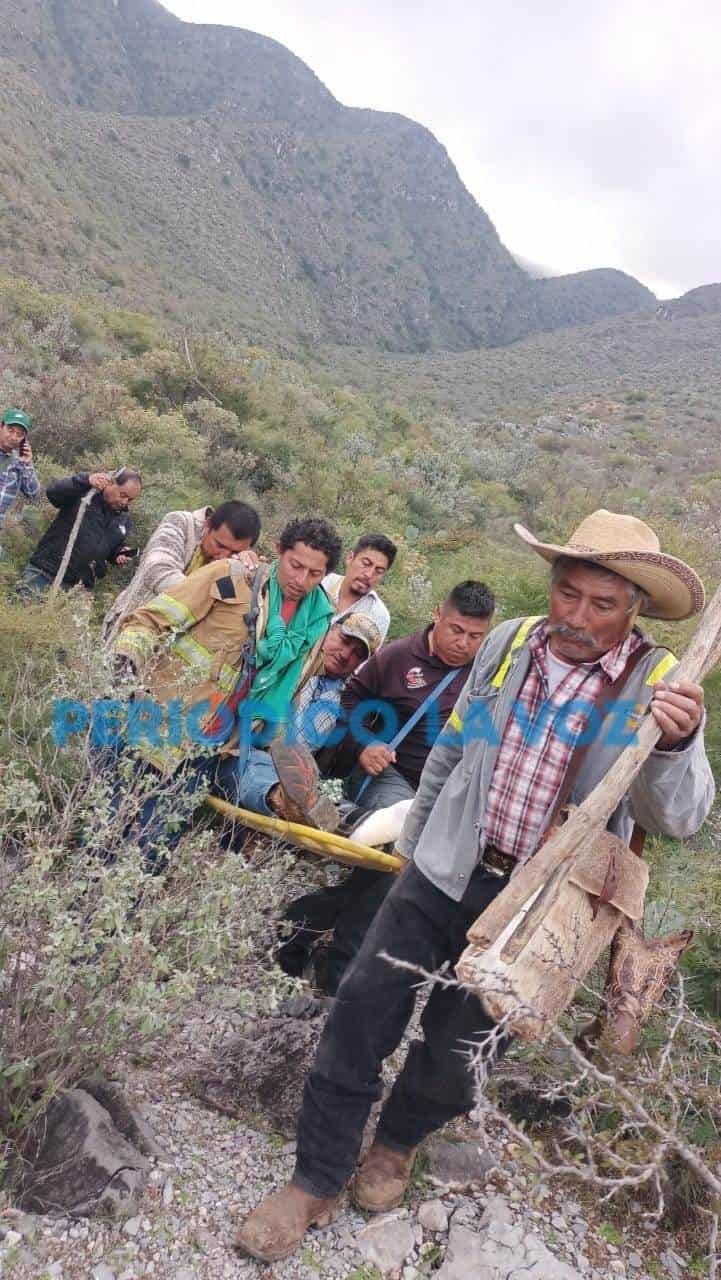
top-left (235, 509), bottom-right (715, 1264)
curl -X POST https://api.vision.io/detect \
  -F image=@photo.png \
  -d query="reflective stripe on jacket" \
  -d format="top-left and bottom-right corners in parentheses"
top-left (114, 559), bottom-right (326, 772)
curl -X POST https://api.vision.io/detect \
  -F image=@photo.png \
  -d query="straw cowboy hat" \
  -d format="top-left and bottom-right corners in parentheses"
top-left (514, 509), bottom-right (705, 621)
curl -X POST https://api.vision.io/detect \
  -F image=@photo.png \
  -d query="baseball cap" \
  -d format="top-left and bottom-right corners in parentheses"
top-left (1, 408), bottom-right (32, 432)
top-left (339, 613), bottom-right (382, 657)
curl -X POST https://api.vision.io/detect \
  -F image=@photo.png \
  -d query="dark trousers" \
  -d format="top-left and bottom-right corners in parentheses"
top-left (277, 762), bottom-right (415, 992)
top-left (293, 860), bottom-right (509, 1199)
top-left (278, 868), bottom-right (394, 994)
top-left (96, 750), bottom-right (240, 872)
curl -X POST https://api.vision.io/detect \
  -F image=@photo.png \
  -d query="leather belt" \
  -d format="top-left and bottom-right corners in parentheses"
top-left (481, 844), bottom-right (516, 878)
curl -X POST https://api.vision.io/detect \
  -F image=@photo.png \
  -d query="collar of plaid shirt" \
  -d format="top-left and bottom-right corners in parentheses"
top-left (484, 622), bottom-right (643, 862)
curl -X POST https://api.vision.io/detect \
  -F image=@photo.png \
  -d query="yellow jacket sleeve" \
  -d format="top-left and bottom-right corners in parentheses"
top-left (114, 559), bottom-right (232, 675)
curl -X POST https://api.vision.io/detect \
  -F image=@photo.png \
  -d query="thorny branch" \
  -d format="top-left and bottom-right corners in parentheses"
top-left (381, 950), bottom-right (721, 1277)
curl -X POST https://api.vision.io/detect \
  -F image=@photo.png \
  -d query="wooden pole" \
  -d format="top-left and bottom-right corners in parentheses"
top-left (48, 489), bottom-right (95, 601)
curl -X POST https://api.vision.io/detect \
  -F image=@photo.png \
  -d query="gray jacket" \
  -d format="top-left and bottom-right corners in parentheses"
top-left (397, 617), bottom-right (715, 901)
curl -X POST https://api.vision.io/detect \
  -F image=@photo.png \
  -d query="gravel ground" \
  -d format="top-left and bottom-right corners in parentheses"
top-left (0, 848), bottom-right (696, 1280)
top-left (0, 1049), bottom-right (691, 1280)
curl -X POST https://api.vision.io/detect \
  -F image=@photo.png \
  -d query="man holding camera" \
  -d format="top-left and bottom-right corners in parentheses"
top-left (0, 408), bottom-right (41, 554)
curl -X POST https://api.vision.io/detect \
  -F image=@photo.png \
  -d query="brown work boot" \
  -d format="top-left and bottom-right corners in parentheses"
top-left (269, 741), bottom-right (340, 832)
top-left (234, 1181), bottom-right (339, 1263)
top-left (351, 1139), bottom-right (418, 1212)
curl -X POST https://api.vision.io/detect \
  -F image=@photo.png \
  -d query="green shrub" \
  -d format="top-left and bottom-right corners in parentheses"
top-left (105, 308), bottom-right (162, 355)
top-left (0, 635), bottom-right (296, 1170)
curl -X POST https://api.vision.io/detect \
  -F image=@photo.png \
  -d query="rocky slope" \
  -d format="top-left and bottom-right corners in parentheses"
top-left (0, 0), bottom-right (655, 351)
top-left (0, 995), bottom-right (692, 1280)
top-left (657, 282), bottom-right (721, 319)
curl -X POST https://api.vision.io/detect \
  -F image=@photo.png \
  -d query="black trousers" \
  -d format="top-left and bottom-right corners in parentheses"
top-left (277, 868), bottom-right (393, 994)
top-left (293, 860), bottom-right (509, 1199)
top-left (277, 763), bottom-right (414, 992)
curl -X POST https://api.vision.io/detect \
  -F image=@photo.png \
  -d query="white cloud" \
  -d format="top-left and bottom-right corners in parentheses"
top-left (163, 0), bottom-right (721, 296)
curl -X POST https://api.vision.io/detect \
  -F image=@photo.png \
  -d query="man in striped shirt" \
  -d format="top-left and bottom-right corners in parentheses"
top-left (322, 532), bottom-right (396, 644)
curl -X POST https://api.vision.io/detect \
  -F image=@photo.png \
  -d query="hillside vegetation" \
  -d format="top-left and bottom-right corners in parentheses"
top-left (2, 3), bottom-right (721, 1261)
top-left (2, 270), bottom-right (719, 794)
top-left (1, 268), bottom-right (719, 715)
top-left (0, 0), bottom-right (655, 352)
top-left (1, 273), bottom-right (721, 1247)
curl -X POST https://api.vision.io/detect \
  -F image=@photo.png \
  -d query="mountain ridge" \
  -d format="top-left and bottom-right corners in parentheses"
top-left (0, 0), bottom-right (657, 351)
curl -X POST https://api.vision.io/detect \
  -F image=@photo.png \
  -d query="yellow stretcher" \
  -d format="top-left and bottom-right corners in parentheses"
top-left (206, 795), bottom-right (405, 873)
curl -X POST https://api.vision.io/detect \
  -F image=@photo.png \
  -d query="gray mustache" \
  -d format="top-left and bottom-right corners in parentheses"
top-left (547, 622), bottom-right (596, 647)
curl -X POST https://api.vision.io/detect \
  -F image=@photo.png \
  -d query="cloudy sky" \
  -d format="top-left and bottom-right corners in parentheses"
top-left (165, 0), bottom-right (719, 298)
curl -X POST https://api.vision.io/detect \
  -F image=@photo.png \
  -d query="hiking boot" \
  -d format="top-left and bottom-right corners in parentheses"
top-left (351, 1139), bottom-right (417, 1212)
top-left (269, 742), bottom-right (340, 831)
top-left (234, 1181), bottom-right (339, 1262)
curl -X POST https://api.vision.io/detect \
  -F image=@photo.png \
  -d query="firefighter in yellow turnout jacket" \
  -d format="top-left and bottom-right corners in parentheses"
top-left (107, 516), bottom-right (341, 870)
top-left (117, 558), bottom-right (266, 771)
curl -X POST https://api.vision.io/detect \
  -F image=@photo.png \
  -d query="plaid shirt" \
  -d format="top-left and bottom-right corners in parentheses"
top-left (294, 673), bottom-right (345, 750)
top-left (484, 623), bottom-right (643, 863)
top-left (0, 452), bottom-right (40, 529)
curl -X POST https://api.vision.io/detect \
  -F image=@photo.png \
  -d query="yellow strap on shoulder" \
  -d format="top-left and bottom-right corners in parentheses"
top-left (448, 709), bottom-right (463, 734)
top-left (490, 616), bottom-right (542, 689)
top-left (646, 651), bottom-right (677, 686)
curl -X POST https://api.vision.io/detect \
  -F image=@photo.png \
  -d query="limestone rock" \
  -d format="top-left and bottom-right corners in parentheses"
top-left (15, 1089), bottom-right (149, 1217)
top-left (77, 1077), bottom-right (163, 1158)
top-left (435, 1220), bottom-right (584, 1280)
top-left (426, 1137), bottom-right (495, 1190)
top-left (357, 1215), bottom-right (417, 1275)
top-left (418, 1198), bottom-right (449, 1233)
top-left (479, 1194), bottom-right (514, 1228)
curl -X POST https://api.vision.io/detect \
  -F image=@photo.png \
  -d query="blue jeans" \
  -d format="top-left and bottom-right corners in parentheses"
top-left (99, 748), bottom-right (253, 872)
top-left (17, 563), bottom-right (57, 597)
top-left (345, 762), bottom-right (416, 811)
top-left (231, 747), bottom-right (281, 817)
